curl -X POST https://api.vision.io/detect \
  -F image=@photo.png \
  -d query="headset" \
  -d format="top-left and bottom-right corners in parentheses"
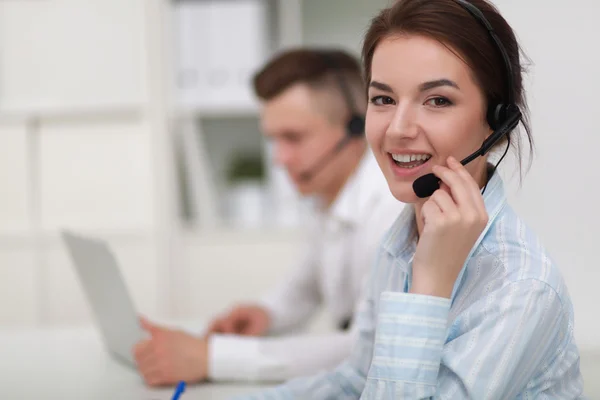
top-left (412, 0), bottom-right (522, 198)
top-left (298, 50), bottom-right (366, 182)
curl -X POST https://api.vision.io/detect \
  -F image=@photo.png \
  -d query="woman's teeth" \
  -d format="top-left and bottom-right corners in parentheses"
top-left (391, 153), bottom-right (431, 168)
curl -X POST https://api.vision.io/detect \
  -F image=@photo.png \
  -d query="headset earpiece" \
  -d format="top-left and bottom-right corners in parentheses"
top-left (486, 102), bottom-right (510, 130)
top-left (347, 114), bottom-right (365, 137)
top-left (320, 50), bottom-right (366, 139)
top-left (487, 102), bottom-right (521, 131)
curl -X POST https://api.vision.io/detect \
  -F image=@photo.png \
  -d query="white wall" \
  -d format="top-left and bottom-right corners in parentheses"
top-left (0, 0), bottom-right (165, 326)
top-left (0, 0), bottom-right (147, 112)
top-left (0, 122), bottom-right (30, 234)
top-left (0, 0), bottom-right (153, 232)
top-left (492, 0), bottom-right (600, 350)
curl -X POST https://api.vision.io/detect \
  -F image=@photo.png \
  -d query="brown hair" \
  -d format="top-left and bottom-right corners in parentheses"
top-left (362, 0), bottom-right (533, 173)
top-left (252, 48), bottom-right (366, 122)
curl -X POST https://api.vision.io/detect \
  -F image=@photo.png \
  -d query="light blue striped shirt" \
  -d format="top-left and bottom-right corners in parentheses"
top-left (235, 170), bottom-right (585, 399)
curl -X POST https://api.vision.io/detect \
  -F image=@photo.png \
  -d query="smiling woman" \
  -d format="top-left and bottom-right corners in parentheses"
top-left (235, 1), bottom-right (585, 399)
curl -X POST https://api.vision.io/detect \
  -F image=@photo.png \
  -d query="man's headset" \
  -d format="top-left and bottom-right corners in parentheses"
top-left (298, 51), bottom-right (366, 182)
top-left (412, 0), bottom-right (522, 198)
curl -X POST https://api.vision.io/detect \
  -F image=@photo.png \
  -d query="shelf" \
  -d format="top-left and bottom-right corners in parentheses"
top-left (175, 113), bottom-right (292, 230)
top-left (300, 0), bottom-right (391, 53)
top-left (172, 0), bottom-right (272, 114)
top-left (180, 224), bottom-right (303, 245)
top-left (169, 0), bottom-right (396, 233)
top-left (172, 101), bottom-right (260, 120)
top-left (0, 228), bottom-right (156, 248)
top-left (0, 226), bottom-right (303, 250)
top-left (0, 103), bottom-right (146, 125)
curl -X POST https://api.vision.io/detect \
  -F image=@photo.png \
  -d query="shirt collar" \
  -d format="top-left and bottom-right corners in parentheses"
top-left (320, 149), bottom-right (384, 227)
top-left (382, 165), bottom-right (508, 268)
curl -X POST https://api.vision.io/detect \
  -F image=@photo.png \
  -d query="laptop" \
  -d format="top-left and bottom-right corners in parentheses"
top-left (61, 230), bottom-right (144, 367)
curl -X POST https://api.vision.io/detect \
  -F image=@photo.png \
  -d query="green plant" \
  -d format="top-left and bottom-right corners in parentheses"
top-left (226, 153), bottom-right (265, 183)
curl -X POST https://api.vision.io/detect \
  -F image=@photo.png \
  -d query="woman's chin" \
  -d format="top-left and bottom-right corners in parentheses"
top-left (388, 183), bottom-right (420, 204)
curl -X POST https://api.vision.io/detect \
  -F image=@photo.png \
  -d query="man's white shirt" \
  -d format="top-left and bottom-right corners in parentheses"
top-left (207, 150), bottom-right (405, 382)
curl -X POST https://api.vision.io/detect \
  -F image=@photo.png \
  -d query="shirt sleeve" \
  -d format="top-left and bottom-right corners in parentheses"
top-left (207, 330), bottom-right (356, 382)
top-left (363, 279), bottom-right (577, 399)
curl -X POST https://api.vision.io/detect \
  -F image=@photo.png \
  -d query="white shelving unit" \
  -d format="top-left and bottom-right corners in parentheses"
top-left (171, 0), bottom-right (296, 232)
top-left (170, 0), bottom-right (392, 234)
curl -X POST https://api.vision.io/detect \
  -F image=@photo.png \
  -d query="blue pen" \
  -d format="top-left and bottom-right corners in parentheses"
top-left (171, 381), bottom-right (186, 400)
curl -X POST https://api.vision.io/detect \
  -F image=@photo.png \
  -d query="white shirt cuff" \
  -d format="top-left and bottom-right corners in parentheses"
top-left (207, 334), bottom-right (280, 382)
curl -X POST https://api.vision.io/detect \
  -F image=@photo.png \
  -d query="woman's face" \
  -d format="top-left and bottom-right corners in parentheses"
top-left (366, 34), bottom-right (492, 204)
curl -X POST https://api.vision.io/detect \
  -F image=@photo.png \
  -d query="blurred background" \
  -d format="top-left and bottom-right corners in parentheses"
top-left (0, 0), bottom-right (599, 381)
top-left (0, 0), bottom-right (399, 329)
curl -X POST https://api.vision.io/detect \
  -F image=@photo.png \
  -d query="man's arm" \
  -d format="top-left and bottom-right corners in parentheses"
top-left (207, 330), bottom-right (356, 382)
top-left (230, 267), bottom-right (379, 400)
top-left (207, 195), bottom-right (403, 384)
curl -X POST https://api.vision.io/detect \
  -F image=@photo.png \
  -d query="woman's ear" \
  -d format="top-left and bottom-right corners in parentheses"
top-left (481, 104), bottom-right (494, 140)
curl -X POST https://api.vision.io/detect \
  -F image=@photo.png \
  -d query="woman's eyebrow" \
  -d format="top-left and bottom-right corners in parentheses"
top-left (419, 78), bottom-right (460, 91)
top-left (369, 79), bottom-right (460, 93)
top-left (369, 81), bottom-right (393, 92)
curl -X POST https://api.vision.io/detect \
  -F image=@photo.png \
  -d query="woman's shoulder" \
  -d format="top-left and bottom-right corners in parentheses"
top-left (474, 204), bottom-right (571, 306)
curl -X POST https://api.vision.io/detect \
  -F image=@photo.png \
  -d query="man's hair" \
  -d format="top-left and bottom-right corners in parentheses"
top-left (252, 48), bottom-right (366, 122)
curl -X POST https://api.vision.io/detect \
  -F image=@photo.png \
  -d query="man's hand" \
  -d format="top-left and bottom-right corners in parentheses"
top-left (133, 317), bottom-right (209, 387)
top-left (207, 304), bottom-right (271, 336)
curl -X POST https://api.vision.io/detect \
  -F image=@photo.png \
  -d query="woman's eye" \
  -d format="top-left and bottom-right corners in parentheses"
top-left (370, 95), bottom-right (395, 106)
top-left (426, 97), bottom-right (453, 107)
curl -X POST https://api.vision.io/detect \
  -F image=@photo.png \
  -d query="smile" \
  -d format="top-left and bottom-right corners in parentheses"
top-left (387, 152), bottom-right (433, 179)
top-left (390, 153), bottom-right (432, 168)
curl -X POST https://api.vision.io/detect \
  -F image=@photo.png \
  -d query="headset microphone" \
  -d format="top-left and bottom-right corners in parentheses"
top-left (412, 0), bottom-right (522, 198)
top-left (298, 51), bottom-right (365, 182)
top-left (299, 135), bottom-right (352, 181)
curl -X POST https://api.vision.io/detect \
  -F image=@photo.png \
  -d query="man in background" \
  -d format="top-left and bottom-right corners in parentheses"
top-left (132, 48), bottom-right (405, 385)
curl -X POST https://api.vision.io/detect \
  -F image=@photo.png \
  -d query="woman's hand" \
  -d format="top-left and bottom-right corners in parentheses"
top-left (411, 156), bottom-right (488, 298)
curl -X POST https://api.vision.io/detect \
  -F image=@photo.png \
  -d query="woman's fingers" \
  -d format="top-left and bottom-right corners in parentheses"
top-left (429, 187), bottom-right (458, 217)
top-left (446, 156), bottom-right (487, 215)
top-left (420, 197), bottom-right (443, 227)
top-left (432, 163), bottom-right (474, 209)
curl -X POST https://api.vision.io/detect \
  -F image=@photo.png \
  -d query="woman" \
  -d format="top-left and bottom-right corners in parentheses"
top-left (239, 0), bottom-right (585, 398)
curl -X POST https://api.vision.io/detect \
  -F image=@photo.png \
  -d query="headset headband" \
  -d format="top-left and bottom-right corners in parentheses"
top-left (451, 0), bottom-right (514, 105)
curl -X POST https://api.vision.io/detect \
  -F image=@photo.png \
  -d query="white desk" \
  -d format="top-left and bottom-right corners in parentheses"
top-left (0, 327), bottom-right (272, 400)
top-left (2, 327), bottom-right (599, 399)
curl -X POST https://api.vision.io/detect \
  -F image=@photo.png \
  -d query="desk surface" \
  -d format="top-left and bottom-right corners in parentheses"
top-left (0, 326), bottom-right (272, 400)
top-left (2, 326), bottom-right (600, 399)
